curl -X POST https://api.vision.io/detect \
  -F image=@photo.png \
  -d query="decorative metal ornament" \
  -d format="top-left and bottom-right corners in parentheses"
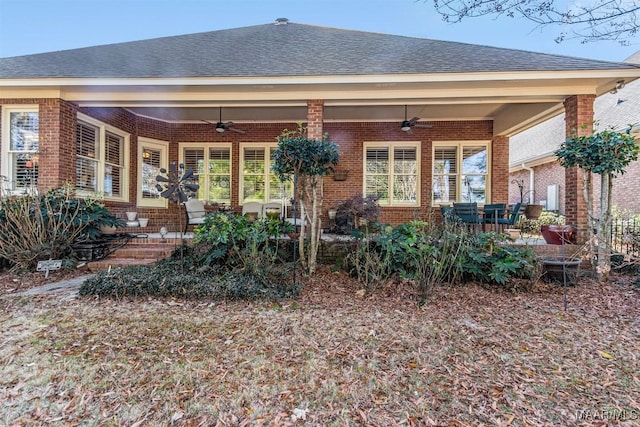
top-left (155, 162), bottom-right (199, 203)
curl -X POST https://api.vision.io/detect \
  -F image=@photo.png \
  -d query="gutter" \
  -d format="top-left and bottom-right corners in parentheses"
top-left (522, 162), bottom-right (535, 203)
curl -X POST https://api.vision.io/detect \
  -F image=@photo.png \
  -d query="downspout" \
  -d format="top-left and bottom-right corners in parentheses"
top-left (522, 162), bottom-right (534, 203)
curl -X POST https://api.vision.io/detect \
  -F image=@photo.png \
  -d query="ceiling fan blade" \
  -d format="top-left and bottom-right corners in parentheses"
top-left (414, 123), bottom-right (433, 129)
top-left (408, 117), bottom-right (420, 125)
top-left (228, 127), bottom-right (246, 134)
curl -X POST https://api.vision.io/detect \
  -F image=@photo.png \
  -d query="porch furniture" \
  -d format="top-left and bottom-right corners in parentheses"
top-left (262, 202), bottom-right (283, 220)
top-left (453, 202), bottom-right (481, 230)
top-left (242, 202), bottom-right (263, 221)
top-left (440, 205), bottom-right (454, 223)
top-left (495, 202), bottom-right (523, 231)
top-left (184, 199), bottom-right (207, 232)
top-left (482, 203), bottom-right (507, 231)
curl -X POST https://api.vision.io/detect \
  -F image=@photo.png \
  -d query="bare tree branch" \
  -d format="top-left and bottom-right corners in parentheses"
top-left (431, 0), bottom-right (640, 44)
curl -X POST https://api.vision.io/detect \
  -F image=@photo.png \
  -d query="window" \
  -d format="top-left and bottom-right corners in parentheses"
top-left (1, 106), bottom-right (39, 195)
top-left (75, 114), bottom-right (129, 200)
top-left (138, 138), bottom-right (168, 207)
top-left (180, 144), bottom-right (232, 204)
top-left (364, 142), bottom-right (420, 206)
top-left (432, 142), bottom-right (489, 204)
top-left (240, 144), bottom-right (291, 204)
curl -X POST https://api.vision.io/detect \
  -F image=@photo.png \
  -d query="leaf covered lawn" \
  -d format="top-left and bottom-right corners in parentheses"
top-left (1, 268), bottom-right (639, 426)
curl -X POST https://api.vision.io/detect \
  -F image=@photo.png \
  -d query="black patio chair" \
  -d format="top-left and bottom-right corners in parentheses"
top-left (496, 202), bottom-right (523, 231)
top-left (482, 203), bottom-right (506, 231)
top-left (453, 202), bottom-right (481, 230)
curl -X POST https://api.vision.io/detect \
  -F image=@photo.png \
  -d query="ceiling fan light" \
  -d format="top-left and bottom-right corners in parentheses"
top-left (215, 123), bottom-right (226, 133)
top-left (401, 121), bottom-right (411, 131)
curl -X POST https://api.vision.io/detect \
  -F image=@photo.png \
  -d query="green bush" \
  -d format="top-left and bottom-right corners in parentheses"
top-left (347, 220), bottom-right (539, 296)
top-left (517, 211), bottom-right (565, 234)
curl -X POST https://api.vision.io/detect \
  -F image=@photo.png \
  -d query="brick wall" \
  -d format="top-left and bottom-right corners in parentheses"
top-left (510, 160), bottom-right (640, 217)
top-left (2, 100), bottom-right (505, 230)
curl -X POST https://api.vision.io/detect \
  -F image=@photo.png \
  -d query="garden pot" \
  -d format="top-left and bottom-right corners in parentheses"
top-left (540, 224), bottom-right (577, 245)
top-left (126, 211), bottom-right (137, 221)
top-left (138, 218), bottom-right (149, 227)
top-left (524, 204), bottom-right (544, 220)
top-left (504, 228), bottom-right (521, 241)
top-left (99, 224), bottom-right (117, 235)
top-left (541, 257), bottom-right (581, 285)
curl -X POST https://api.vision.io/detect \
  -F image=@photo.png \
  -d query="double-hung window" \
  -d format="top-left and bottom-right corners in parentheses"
top-left (240, 144), bottom-right (292, 204)
top-left (432, 142), bottom-right (489, 204)
top-left (1, 105), bottom-right (39, 195)
top-left (364, 142), bottom-right (420, 206)
top-left (75, 114), bottom-right (129, 200)
top-left (180, 144), bottom-right (232, 204)
top-left (138, 138), bottom-right (168, 207)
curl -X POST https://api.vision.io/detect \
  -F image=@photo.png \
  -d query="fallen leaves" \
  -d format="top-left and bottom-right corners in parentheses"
top-left (0, 267), bottom-right (639, 426)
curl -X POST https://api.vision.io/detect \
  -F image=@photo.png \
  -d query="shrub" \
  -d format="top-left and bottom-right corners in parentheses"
top-left (332, 195), bottom-right (380, 235)
top-left (0, 187), bottom-right (123, 272)
top-left (518, 211), bottom-right (565, 234)
top-left (346, 220), bottom-right (540, 297)
top-left (80, 244), bottom-right (300, 301)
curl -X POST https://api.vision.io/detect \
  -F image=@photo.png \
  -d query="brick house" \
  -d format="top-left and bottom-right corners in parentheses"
top-left (510, 52), bottom-right (640, 217)
top-left (2, 19), bottom-right (639, 235)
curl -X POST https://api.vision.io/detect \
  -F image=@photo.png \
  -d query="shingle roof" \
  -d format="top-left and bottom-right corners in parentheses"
top-left (1, 21), bottom-right (638, 79)
top-left (510, 51), bottom-right (640, 166)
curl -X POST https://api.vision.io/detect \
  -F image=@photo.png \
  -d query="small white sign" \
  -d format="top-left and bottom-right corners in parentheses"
top-left (37, 259), bottom-right (62, 272)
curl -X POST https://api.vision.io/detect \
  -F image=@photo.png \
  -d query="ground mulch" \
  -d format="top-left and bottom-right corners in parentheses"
top-left (1, 267), bottom-right (639, 426)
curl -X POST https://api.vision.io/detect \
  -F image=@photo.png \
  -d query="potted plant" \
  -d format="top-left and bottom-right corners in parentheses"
top-left (537, 212), bottom-right (577, 245)
top-left (511, 178), bottom-right (543, 219)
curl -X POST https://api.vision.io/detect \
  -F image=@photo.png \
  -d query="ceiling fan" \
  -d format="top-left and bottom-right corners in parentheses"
top-left (206, 107), bottom-right (245, 134)
top-left (400, 105), bottom-right (432, 132)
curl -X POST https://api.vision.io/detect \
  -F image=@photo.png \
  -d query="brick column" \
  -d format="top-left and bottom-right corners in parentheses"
top-left (306, 100), bottom-right (324, 139)
top-left (34, 99), bottom-right (77, 191)
top-left (564, 94), bottom-right (595, 241)
top-left (492, 135), bottom-right (509, 203)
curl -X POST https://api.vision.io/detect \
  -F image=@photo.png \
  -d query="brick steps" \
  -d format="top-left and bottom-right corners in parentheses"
top-left (85, 237), bottom-right (188, 272)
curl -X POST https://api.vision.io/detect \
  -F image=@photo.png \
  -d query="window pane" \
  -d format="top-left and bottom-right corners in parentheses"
top-left (76, 158), bottom-right (98, 192)
top-left (105, 132), bottom-right (123, 166)
top-left (434, 147), bottom-right (456, 174)
top-left (393, 148), bottom-right (417, 174)
top-left (462, 147), bottom-right (487, 174)
top-left (243, 148), bottom-right (265, 174)
top-left (142, 148), bottom-right (162, 200)
top-left (184, 148), bottom-right (205, 199)
top-left (209, 148), bottom-right (230, 174)
top-left (105, 165), bottom-right (122, 197)
top-left (433, 175), bottom-right (457, 203)
top-left (76, 123), bottom-right (99, 159)
top-left (366, 148), bottom-right (389, 174)
top-left (9, 111), bottom-right (39, 152)
top-left (243, 175), bottom-right (265, 202)
top-left (462, 175), bottom-right (486, 203)
top-left (393, 175), bottom-right (417, 202)
top-left (209, 176), bottom-right (231, 202)
top-left (365, 175), bottom-right (389, 203)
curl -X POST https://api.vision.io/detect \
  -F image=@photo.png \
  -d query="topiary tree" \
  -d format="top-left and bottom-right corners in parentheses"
top-left (555, 126), bottom-right (639, 281)
top-left (272, 124), bottom-right (340, 274)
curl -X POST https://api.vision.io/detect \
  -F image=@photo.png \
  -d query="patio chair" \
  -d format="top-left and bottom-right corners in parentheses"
top-left (242, 201), bottom-right (263, 221)
top-left (482, 203), bottom-right (507, 231)
top-left (496, 202), bottom-right (523, 231)
top-left (453, 202), bottom-right (481, 230)
top-left (184, 199), bottom-right (207, 232)
top-left (440, 205), bottom-right (454, 223)
top-left (262, 202), bottom-right (283, 220)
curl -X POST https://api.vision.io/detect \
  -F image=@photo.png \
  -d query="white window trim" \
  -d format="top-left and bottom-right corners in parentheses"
top-left (363, 141), bottom-right (421, 207)
top-left (1, 105), bottom-right (39, 194)
top-left (76, 113), bottom-right (130, 202)
top-left (179, 142), bottom-right (233, 204)
top-left (432, 140), bottom-right (491, 206)
top-left (137, 137), bottom-right (169, 208)
top-left (239, 142), bottom-right (291, 205)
